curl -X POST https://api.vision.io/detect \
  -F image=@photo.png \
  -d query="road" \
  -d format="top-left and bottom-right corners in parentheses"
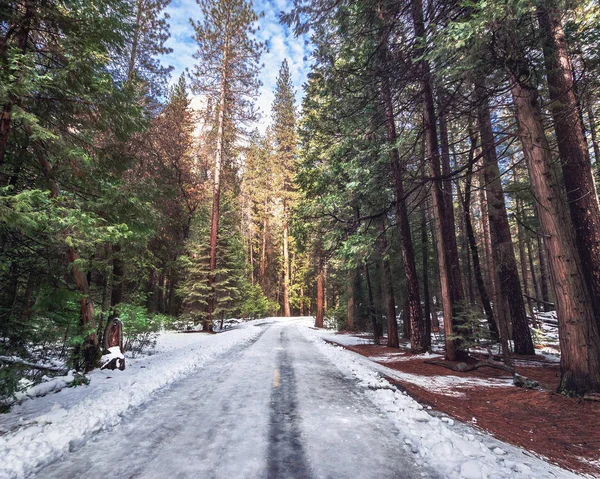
top-left (36, 320), bottom-right (436, 479)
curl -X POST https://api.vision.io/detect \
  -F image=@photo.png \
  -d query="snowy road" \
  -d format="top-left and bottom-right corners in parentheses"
top-left (34, 320), bottom-right (435, 479)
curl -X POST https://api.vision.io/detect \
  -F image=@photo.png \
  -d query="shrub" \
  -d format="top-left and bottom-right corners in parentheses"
top-left (116, 304), bottom-right (174, 357)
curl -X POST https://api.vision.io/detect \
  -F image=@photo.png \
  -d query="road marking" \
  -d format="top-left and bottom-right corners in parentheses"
top-left (273, 368), bottom-right (280, 388)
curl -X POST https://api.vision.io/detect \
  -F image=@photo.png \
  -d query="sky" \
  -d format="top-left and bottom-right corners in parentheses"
top-left (161, 0), bottom-right (312, 133)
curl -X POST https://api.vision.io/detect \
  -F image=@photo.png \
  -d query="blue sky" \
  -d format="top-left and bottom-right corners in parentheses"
top-left (161, 0), bottom-right (312, 132)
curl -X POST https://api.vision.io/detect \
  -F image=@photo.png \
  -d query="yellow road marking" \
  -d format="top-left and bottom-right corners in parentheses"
top-left (273, 368), bottom-right (280, 388)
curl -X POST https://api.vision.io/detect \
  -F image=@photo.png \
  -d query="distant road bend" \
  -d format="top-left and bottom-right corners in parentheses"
top-left (36, 319), bottom-right (437, 479)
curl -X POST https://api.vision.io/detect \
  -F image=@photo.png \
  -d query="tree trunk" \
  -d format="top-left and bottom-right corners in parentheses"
top-left (526, 237), bottom-right (541, 324)
top-left (282, 212), bottom-right (291, 317)
top-left (146, 268), bottom-right (155, 313)
top-left (411, 0), bottom-right (466, 360)
top-left (515, 191), bottom-right (537, 330)
top-left (157, 269), bottom-right (165, 313)
top-left (249, 233), bottom-right (254, 286)
top-left (127, 0), bottom-right (144, 82)
top-left (379, 224), bottom-right (399, 348)
top-left (538, 5), bottom-right (600, 328)
top-left (261, 215), bottom-right (268, 288)
top-left (402, 295), bottom-right (411, 340)
top-left (315, 250), bottom-right (324, 328)
top-left (206, 29), bottom-right (230, 332)
top-left (461, 135), bottom-right (497, 338)
top-left (508, 60), bottom-right (600, 394)
top-left (537, 234), bottom-right (551, 311)
top-left (379, 54), bottom-right (427, 352)
top-left (421, 190), bottom-right (433, 344)
top-left (346, 267), bottom-right (357, 331)
top-left (31, 127), bottom-right (98, 370)
top-left (67, 247), bottom-right (99, 371)
top-left (475, 77), bottom-right (534, 355)
top-left (365, 263), bottom-right (381, 345)
top-left (586, 101), bottom-right (600, 165)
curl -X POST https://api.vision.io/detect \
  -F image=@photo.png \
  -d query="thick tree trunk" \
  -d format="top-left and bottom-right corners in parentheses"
top-left (411, 0), bottom-right (466, 360)
top-left (538, 5), bottom-right (600, 329)
top-left (475, 77), bottom-right (534, 355)
top-left (508, 62), bottom-right (600, 394)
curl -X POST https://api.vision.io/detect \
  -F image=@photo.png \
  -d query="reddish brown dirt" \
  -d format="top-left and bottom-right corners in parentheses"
top-left (335, 340), bottom-right (600, 477)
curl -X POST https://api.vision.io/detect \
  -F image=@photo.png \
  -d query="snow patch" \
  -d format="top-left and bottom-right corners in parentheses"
top-left (0, 323), bottom-right (263, 479)
top-left (298, 324), bottom-right (582, 479)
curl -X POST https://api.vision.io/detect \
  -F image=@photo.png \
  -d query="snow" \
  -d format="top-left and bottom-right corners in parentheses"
top-left (0, 321), bottom-right (264, 479)
top-left (0, 317), bottom-right (587, 479)
top-left (100, 346), bottom-right (125, 370)
top-left (340, 347), bottom-right (514, 397)
top-left (311, 328), bottom-right (375, 346)
top-left (298, 324), bottom-right (583, 479)
top-left (11, 372), bottom-right (75, 403)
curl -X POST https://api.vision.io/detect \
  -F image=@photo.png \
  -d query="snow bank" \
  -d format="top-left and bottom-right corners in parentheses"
top-left (0, 323), bottom-right (263, 479)
top-left (298, 325), bottom-right (583, 479)
top-left (311, 328), bottom-right (375, 346)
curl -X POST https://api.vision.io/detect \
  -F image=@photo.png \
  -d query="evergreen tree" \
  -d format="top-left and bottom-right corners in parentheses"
top-left (190, 0), bottom-right (266, 331)
top-left (271, 60), bottom-right (298, 317)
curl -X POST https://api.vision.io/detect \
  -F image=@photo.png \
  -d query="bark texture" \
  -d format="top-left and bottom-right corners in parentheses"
top-left (508, 63), bottom-right (600, 394)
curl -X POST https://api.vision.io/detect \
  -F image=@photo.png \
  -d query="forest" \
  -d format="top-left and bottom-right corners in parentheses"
top-left (2, 0), bottom-right (600, 408)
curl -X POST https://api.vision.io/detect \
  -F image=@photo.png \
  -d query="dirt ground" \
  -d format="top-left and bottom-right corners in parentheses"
top-left (336, 338), bottom-right (600, 477)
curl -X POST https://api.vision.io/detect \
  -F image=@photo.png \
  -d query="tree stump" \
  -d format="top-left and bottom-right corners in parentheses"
top-left (101, 318), bottom-right (125, 371)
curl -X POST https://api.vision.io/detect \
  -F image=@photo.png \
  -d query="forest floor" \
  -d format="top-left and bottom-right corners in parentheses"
top-left (321, 331), bottom-right (600, 478)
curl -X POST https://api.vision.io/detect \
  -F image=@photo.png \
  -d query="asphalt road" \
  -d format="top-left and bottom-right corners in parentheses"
top-left (35, 320), bottom-right (436, 479)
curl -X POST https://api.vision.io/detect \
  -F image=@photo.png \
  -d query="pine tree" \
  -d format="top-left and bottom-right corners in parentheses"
top-left (190, 0), bottom-right (266, 330)
top-left (271, 60), bottom-right (298, 317)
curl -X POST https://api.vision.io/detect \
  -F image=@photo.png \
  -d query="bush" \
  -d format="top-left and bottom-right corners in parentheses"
top-left (448, 302), bottom-right (494, 353)
top-left (116, 304), bottom-right (175, 357)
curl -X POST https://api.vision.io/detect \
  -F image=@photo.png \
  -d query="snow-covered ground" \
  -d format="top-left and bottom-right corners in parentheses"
top-left (0, 321), bottom-right (266, 479)
top-left (312, 328), bottom-right (514, 396)
top-left (0, 317), bottom-right (585, 479)
top-left (299, 324), bottom-right (583, 479)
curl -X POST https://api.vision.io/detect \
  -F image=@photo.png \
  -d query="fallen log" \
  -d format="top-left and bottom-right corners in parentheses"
top-left (424, 359), bottom-right (515, 374)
